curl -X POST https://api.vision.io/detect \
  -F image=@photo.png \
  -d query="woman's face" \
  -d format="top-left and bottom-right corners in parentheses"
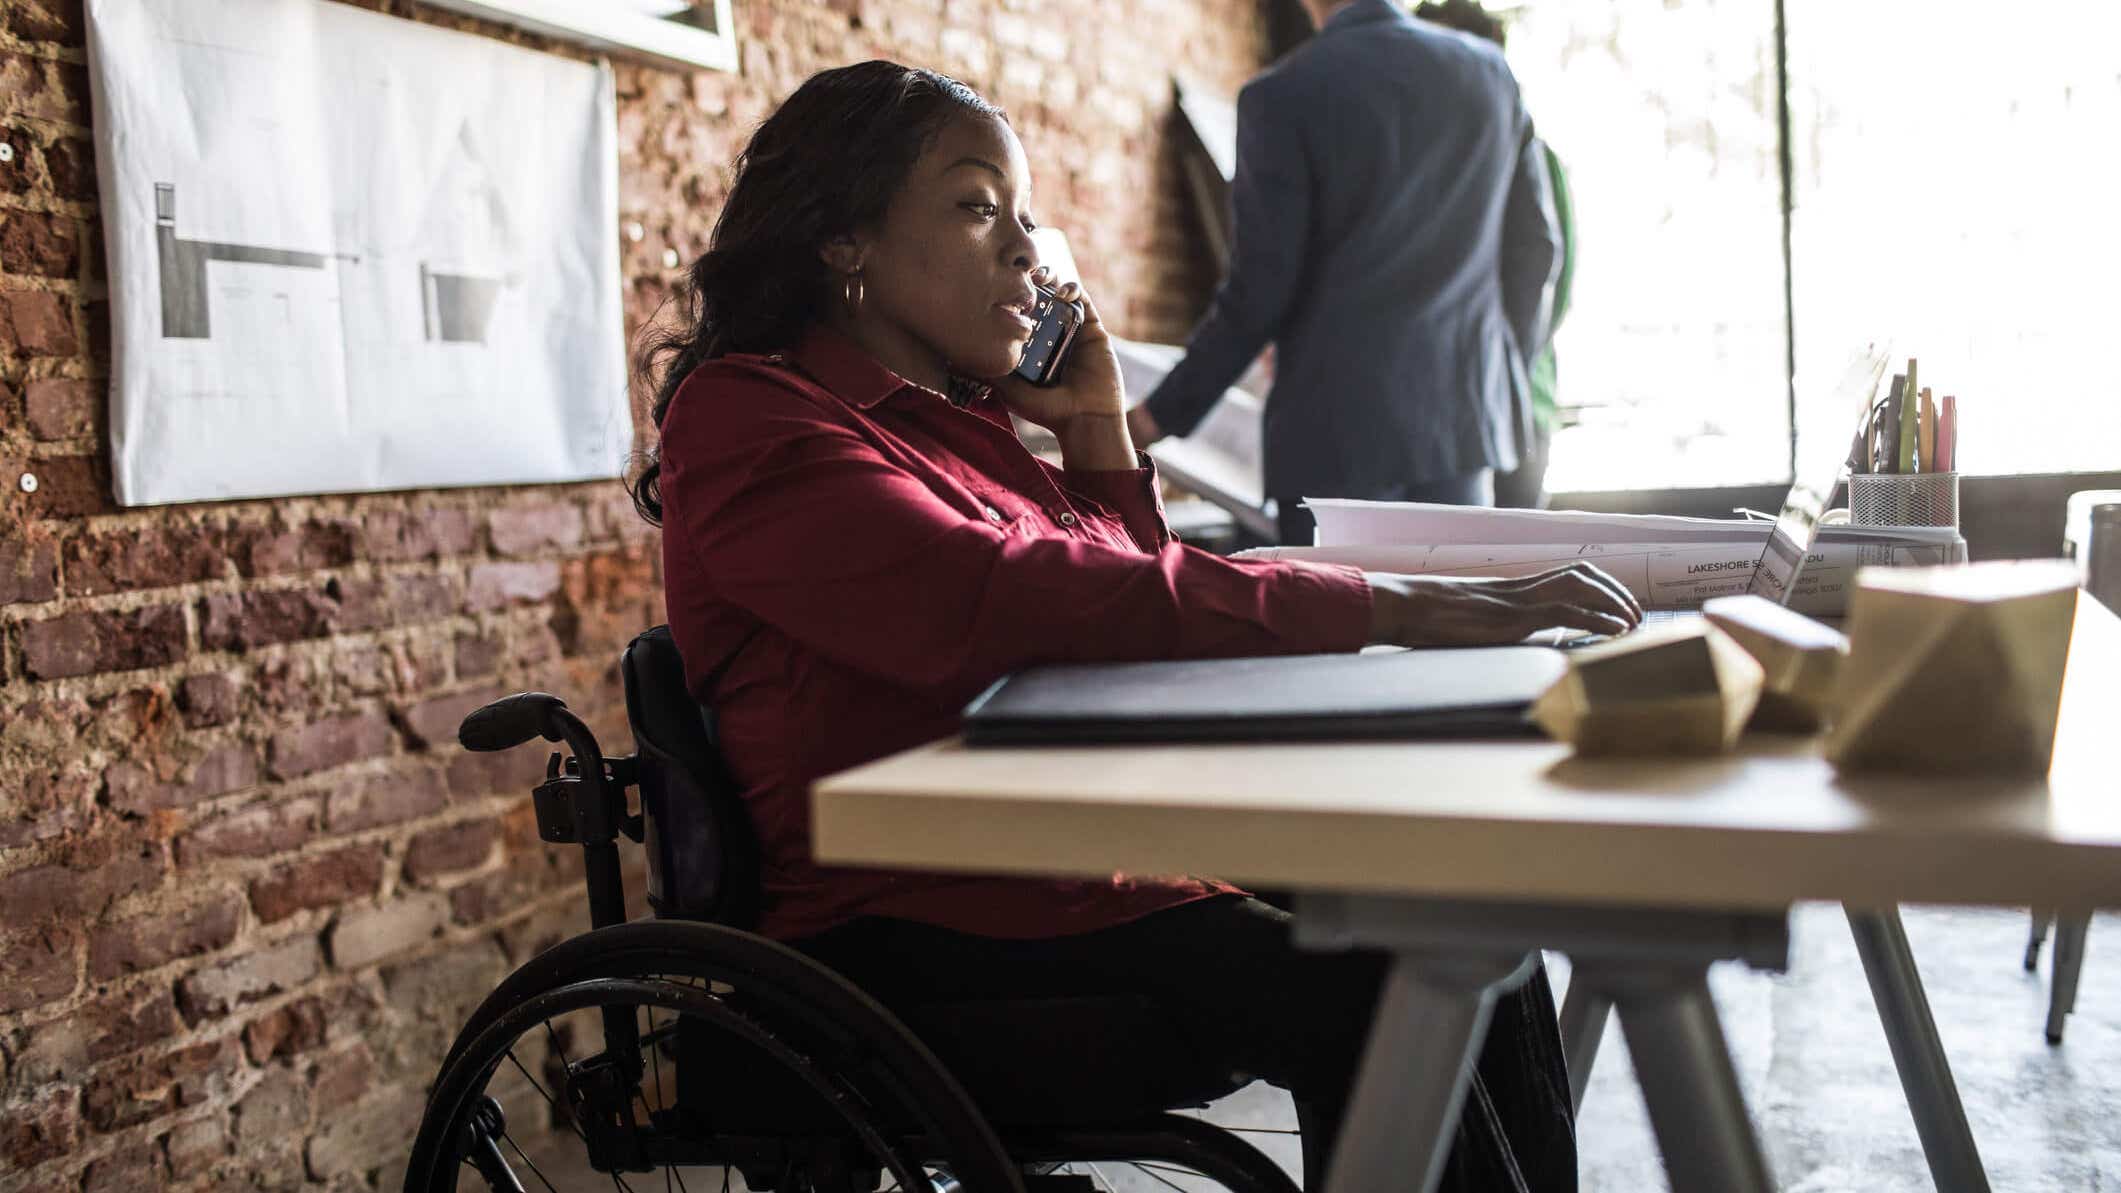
top-left (847, 113), bottom-right (1043, 382)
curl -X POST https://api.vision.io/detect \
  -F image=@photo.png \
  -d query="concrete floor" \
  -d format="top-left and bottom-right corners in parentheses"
top-left (509, 903), bottom-right (2121, 1190)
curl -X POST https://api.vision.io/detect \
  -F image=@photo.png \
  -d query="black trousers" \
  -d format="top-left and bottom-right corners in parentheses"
top-left (796, 895), bottom-right (1576, 1192)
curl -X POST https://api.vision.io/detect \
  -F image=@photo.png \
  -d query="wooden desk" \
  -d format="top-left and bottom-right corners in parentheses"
top-left (813, 594), bottom-right (2121, 1192)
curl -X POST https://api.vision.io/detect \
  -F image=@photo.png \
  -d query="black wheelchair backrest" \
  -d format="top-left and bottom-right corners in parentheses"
top-left (620, 626), bottom-right (763, 930)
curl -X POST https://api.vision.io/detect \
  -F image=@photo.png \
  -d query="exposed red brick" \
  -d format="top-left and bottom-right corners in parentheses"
top-left (0, 764), bottom-right (90, 847)
top-left (308, 1044), bottom-right (376, 1116)
top-left (489, 503), bottom-right (586, 556)
top-left (0, 286), bottom-right (77, 355)
top-left (394, 683), bottom-right (504, 752)
top-left (63, 524), bottom-right (227, 595)
top-left (233, 519), bottom-right (360, 578)
top-left (20, 603), bottom-right (187, 679)
top-left (176, 937), bottom-right (322, 1021)
top-left (85, 985), bottom-right (183, 1063)
top-left (164, 1113), bottom-right (228, 1180)
top-left (322, 763), bottom-right (446, 834)
top-left (0, 1084), bottom-right (78, 1171)
top-left (465, 559), bottom-right (561, 610)
top-left (0, 923), bottom-right (79, 1013)
top-left (177, 796), bottom-right (319, 866)
top-left (327, 892), bottom-right (449, 970)
top-left (43, 134), bottom-right (94, 200)
top-left (403, 818), bottom-right (498, 884)
top-left (389, 571), bottom-right (457, 624)
top-left (105, 743), bottom-right (259, 815)
top-left (362, 506), bottom-right (475, 561)
top-left (0, 531), bottom-right (59, 603)
top-left (197, 588), bottom-right (333, 652)
top-left (241, 996), bottom-right (327, 1064)
top-left (0, 836), bottom-right (164, 925)
top-left (88, 891), bottom-right (244, 979)
top-left (322, 575), bottom-right (391, 633)
top-left (80, 1140), bottom-right (165, 1193)
top-left (304, 1085), bottom-right (424, 1180)
top-left (0, 207), bottom-right (79, 277)
top-left (265, 711), bottom-right (395, 780)
top-left (23, 376), bottom-right (95, 439)
top-left (453, 629), bottom-right (502, 678)
top-left (233, 1064), bottom-right (307, 1143)
top-left (21, 451), bottom-right (111, 518)
top-left (553, 545), bottom-right (660, 654)
top-left (6, 0), bottom-right (86, 43)
top-left (83, 1038), bottom-right (235, 1130)
top-left (247, 844), bottom-right (385, 924)
top-left (177, 671), bottom-right (241, 728)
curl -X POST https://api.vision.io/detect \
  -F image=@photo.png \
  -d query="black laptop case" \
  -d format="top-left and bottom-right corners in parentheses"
top-left (961, 647), bottom-right (1566, 746)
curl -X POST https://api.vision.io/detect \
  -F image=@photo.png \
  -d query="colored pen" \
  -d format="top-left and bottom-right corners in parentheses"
top-left (1896, 362), bottom-right (1919, 474)
top-left (1937, 395), bottom-right (1958, 472)
top-left (1880, 375), bottom-right (1905, 474)
top-left (1918, 388), bottom-right (1937, 473)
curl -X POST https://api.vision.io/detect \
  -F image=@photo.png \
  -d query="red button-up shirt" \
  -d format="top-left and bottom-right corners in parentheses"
top-left (657, 326), bottom-right (1372, 941)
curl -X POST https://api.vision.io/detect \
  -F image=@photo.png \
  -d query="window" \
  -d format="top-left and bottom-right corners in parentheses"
top-left (1501, 0), bottom-right (2121, 488)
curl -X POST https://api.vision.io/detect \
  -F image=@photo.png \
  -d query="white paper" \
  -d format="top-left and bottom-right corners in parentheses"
top-left (1304, 498), bottom-right (1964, 552)
top-left (1239, 538), bottom-right (1962, 617)
top-left (89, 0), bottom-right (627, 506)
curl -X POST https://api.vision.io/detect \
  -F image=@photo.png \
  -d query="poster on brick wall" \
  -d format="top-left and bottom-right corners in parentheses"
top-left (86, 0), bottom-right (628, 506)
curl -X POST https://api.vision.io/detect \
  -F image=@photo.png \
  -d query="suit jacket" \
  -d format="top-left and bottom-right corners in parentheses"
top-left (1143, 0), bottom-right (1560, 503)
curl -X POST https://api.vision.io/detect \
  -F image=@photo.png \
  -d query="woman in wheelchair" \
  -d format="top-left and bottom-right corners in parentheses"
top-left (412, 60), bottom-right (1638, 1193)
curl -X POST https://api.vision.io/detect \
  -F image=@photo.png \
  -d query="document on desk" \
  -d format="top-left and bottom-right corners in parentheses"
top-left (1244, 501), bottom-right (1965, 615)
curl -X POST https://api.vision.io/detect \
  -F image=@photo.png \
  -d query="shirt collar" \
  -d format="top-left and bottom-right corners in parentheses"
top-left (1322, 0), bottom-right (1403, 36)
top-left (790, 324), bottom-right (910, 410)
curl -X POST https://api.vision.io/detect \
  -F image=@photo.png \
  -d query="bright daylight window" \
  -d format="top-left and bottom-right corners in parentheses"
top-left (1501, 0), bottom-right (2121, 490)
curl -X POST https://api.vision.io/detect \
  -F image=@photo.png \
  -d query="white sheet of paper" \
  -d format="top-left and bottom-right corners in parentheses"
top-left (89, 0), bottom-right (627, 506)
top-left (1238, 538), bottom-right (1962, 617)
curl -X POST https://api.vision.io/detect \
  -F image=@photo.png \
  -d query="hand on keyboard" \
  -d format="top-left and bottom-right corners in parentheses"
top-left (1363, 563), bottom-right (1645, 648)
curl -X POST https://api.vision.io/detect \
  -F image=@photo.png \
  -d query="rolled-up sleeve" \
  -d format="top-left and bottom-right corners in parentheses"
top-left (661, 365), bottom-right (1371, 704)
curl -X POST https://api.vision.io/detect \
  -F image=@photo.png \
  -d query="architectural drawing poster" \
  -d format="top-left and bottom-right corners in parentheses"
top-left (88, 0), bottom-right (626, 506)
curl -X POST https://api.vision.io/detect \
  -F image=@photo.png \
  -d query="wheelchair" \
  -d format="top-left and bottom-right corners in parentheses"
top-left (404, 626), bottom-right (1303, 1192)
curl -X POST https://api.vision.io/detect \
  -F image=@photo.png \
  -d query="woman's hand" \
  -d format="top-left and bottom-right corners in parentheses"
top-left (990, 271), bottom-right (1136, 471)
top-left (1363, 563), bottom-right (1645, 647)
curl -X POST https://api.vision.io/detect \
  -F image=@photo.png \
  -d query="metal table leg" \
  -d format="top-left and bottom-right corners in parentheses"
top-left (1580, 962), bottom-right (1775, 1193)
top-left (1298, 895), bottom-right (1789, 1193)
top-left (1558, 980), bottom-right (1612, 1112)
top-left (1324, 951), bottom-right (1538, 1193)
top-left (1845, 905), bottom-right (1990, 1193)
top-left (2046, 912), bottom-right (2091, 1044)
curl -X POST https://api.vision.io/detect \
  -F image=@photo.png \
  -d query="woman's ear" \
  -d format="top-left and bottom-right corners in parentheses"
top-left (819, 233), bottom-right (864, 277)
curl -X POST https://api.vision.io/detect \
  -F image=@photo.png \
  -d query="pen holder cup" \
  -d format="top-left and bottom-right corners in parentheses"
top-left (1849, 472), bottom-right (1959, 528)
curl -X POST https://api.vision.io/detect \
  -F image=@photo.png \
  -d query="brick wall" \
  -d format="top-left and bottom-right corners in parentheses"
top-left (0, 0), bottom-right (1267, 1188)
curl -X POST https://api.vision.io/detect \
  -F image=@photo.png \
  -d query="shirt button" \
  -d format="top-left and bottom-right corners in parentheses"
top-left (1057, 512), bottom-right (1079, 528)
top-left (984, 505), bottom-right (1005, 524)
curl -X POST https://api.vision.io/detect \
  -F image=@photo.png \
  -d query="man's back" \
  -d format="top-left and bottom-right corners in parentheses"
top-left (1142, 0), bottom-right (1556, 518)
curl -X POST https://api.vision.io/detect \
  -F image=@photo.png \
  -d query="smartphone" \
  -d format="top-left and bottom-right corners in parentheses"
top-left (1011, 282), bottom-right (1085, 387)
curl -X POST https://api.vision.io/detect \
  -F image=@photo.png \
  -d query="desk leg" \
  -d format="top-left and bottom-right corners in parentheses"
top-left (1590, 962), bottom-right (1775, 1193)
top-left (1845, 906), bottom-right (1990, 1193)
top-left (1325, 951), bottom-right (1537, 1193)
top-left (1557, 980), bottom-right (1613, 1113)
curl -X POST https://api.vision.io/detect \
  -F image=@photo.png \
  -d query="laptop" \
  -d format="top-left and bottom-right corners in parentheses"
top-left (1577, 344), bottom-right (1894, 641)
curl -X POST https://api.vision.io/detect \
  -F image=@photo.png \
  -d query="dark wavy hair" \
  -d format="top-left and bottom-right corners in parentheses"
top-left (628, 61), bottom-right (1005, 525)
top-left (1415, 0), bottom-right (1507, 46)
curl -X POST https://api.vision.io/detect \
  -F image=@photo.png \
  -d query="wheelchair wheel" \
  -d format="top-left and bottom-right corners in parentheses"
top-left (404, 920), bottom-right (1024, 1193)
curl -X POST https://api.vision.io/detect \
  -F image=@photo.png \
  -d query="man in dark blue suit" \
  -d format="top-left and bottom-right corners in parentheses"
top-left (1129, 0), bottom-right (1561, 544)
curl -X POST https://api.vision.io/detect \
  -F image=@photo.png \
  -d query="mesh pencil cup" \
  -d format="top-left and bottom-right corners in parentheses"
top-left (1849, 472), bottom-right (1959, 528)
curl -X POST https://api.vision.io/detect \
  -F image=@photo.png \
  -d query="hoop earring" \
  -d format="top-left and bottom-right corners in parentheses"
top-left (842, 270), bottom-right (864, 317)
